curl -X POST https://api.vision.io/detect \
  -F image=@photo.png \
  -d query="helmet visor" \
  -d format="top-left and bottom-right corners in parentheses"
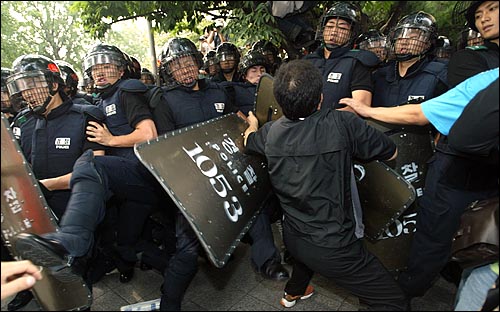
top-left (392, 27), bottom-right (431, 56)
top-left (167, 55), bottom-right (199, 86)
top-left (84, 53), bottom-right (124, 73)
top-left (6, 71), bottom-right (49, 95)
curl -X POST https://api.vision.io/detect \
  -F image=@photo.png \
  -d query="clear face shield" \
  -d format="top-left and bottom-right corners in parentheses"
top-left (167, 55), bottom-right (200, 88)
top-left (6, 71), bottom-right (52, 113)
top-left (322, 18), bottom-right (353, 50)
top-left (218, 53), bottom-right (237, 73)
top-left (1, 87), bottom-right (12, 113)
top-left (359, 37), bottom-right (388, 61)
top-left (467, 29), bottom-right (484, 46)
top-left (84, 54), bottom-right (123, 89)
top-left (391, 27), bottom-right (431, 60)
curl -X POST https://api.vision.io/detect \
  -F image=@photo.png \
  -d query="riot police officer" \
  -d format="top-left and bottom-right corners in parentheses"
top-left (221, 50), bottom-right (269, 115)
top-left (432, 36), bottom-right (454, 64)
top-left (396, 1), bottom-right (499, 299)
top-left (153, 37), bottom-right (289, 311)
top-left (355, 29), bottom-right (389, 64)
top-left (303, 2), bottom-right (378, 111)
top-left (251, 39), bottom-right (282, 75)
top-left (203, 50), bottom-right (221, 79)
top-left (211, 42), bottom-right (243, 83)
top-left (82, 43), bottom-right (159, 283)
top-left (6, 54), bottom-right (106, 219)
top-left (372, 11), bottom-right (449, 108)
top-left (1, 67), bottom-right (18, 124)
top-left (54, 60), bottom-right (95, 105)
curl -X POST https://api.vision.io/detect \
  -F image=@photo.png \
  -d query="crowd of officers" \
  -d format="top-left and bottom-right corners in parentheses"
top-left (1, 1), bottom-right (498, 311)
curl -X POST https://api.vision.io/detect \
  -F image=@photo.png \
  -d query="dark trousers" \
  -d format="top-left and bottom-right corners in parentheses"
top-left (46, 151), bottom-right (163, 257)
top-left (398, 152), bottom-right (498, 297)
top-left (161, 210), bottom-right (200, 311)
top-left (283, 225), bottom-right (408, 311)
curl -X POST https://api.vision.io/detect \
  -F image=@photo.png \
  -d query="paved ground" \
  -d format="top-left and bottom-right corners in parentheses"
top-left (1, 225), bottom-right (457, 311)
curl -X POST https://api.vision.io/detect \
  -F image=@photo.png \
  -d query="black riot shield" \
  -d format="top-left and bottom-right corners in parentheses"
top-left (354, 161), bottom-right (415, 240)
top-left (363, 119), bottom-right (435, 271)
top-left (134, 113), bottom-right (271, 268)
top-left (254, 73), bottom-right (283, 125)
top-left (1, 114), bottom-right (92, 311)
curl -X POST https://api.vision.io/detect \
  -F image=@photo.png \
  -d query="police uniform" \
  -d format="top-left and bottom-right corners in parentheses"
top-left (447, 40), bottom-right (499, 87)
top-left (97, 78), bottom-right (152, 161)
top-left (153, 78), bottom-right (287, 310)
top-left (95, 77), bottom-right (157, 276)
top-left (220, 81), bottom-right (256, 115)
top-left (372, 57), bottom-right (449, 107)
top-left (303, 47), bottom-right (377, 109)
top-left (17, 98), bottom-right (105, 219)
top-left (397, 68), bottom-right (500, 297)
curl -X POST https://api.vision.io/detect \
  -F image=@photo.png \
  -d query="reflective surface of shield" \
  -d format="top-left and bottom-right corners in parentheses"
top-left (134, 113), bottom-right (271, 268)
top-left (354, 160), bottom-right (415, 241)
top-left (254, 73), bottom-right (283, 125)
top-left (1, 113), bottom-right (92, 311)
top-left (363, 119), bottom-right (435, 271)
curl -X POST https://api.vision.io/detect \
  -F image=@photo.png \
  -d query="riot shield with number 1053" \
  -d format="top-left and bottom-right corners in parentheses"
top-left (1, 113), bottom-right (92, 311)
top-left (134, 113), bottom-right (271, 268)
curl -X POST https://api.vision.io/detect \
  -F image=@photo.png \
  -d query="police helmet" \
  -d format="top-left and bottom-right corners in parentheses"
top-left (1, 67), bottom-right (14, 113)
top-left (159, 37), bottom-right (203, 88)
top-left (216, 42), bottom-right (241, 63)
top-left (389, 11), bottom-right (438, 61)
top-left (83, 43), bottom-right (128, 80)
top-left (434, 36), bottom-right (454, 59)
top-left (238, 51), bottom-right (269, 76)
top-left (315, 2), bottom-right (360, 49)
top-left (55, 60), bottom-right (80, 97)
top-left (7, 54), bottom-right (63, 115)
top-left (355, 29), bottom-right (388, 61)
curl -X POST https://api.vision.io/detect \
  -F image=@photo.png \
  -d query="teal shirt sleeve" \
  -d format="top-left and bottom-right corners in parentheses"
top-left (420, 68), bottom-right (499, 135)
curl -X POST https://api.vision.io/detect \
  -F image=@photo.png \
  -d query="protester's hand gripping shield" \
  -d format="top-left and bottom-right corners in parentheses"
top-left (134, 113), bottom-right (271, 268)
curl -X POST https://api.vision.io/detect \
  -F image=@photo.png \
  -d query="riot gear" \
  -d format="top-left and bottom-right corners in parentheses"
top-left (55, 60), bottom-right (80, 97)
top-left (203, 50), bottom-right (220, 77)
top-left (140, 68), bottom-right (156, 85)
top-left (252, 40), bottom-right (279, 65)
top-left (355, 30), bottom-right (388, 62)
top-left (462, 27), bottom-right (484, 47)
top-left (434, 36), bottom-right (454, 60)
top-left (1, 67), bottom-right (14, 114)
top-left (83, 43), bottom-right (127, 89)
top-left (159, 37), bottom-right (203, 88)
top-left (6, 54), bottom-right (63, 116)
top-left (238, 51), bottom-right (269, 77)
top-left (216, 42), bottom-right (241, 73)
top-left (315, 2), bottom-right (360, 51)
top-left (389, 11), bottom-right (438, 62)
top-left (128, 55), bottom-right (142, 79)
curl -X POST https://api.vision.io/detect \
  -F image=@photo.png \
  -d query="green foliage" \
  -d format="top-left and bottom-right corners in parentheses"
top-left (2, 1), bottom-right (465, 73)
top-left (1, 1), bottom-right (94, 77)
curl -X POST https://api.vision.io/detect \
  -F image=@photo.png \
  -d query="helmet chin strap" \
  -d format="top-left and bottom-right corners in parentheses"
top-left (32, 85), bottom-right (58, 117)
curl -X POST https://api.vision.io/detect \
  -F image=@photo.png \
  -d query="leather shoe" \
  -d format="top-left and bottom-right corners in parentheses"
top-left (119, 267), bottom-right (134, 283)
top-left (259, 259), bottom-right (290, 281)
top-left (7, 290), bottom-right (33, 311)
